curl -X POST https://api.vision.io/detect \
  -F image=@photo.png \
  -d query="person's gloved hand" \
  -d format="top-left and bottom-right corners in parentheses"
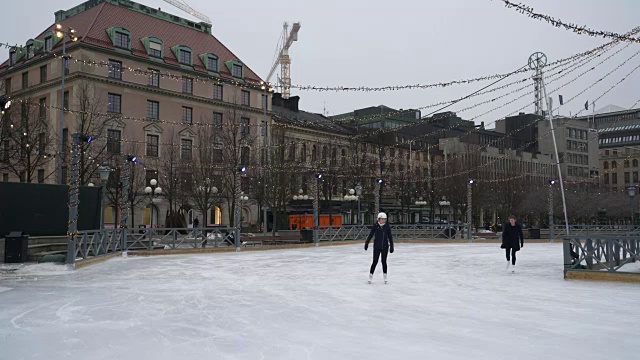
top-left (364, 243), bottom-right (368, 251)
top-left (390, 246), bottom-right (394, 253)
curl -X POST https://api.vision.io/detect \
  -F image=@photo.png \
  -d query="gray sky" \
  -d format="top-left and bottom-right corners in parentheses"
top-left (2, 0), bottom-right (639, 125)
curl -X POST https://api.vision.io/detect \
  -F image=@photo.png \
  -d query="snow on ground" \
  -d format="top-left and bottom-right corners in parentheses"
top-left (0, 243), bottom-right (638, 360)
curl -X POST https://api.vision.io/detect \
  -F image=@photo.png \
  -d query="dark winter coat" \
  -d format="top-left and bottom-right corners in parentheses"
top-left (501, 222), bottom-right (524, 251)
top-left (365, 222), bottom-right (394, 250)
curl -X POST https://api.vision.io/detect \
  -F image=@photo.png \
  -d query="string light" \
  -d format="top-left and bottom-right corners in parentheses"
top-left (499, 0), bottom-right (640, 44)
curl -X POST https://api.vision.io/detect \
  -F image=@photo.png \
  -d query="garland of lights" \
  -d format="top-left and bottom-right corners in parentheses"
top-left (499, 0), bottom-right (640, 43)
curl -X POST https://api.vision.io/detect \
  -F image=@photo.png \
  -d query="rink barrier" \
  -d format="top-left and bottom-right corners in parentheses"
top-left (563, 234), bottom-right (640, 279)
top-left (317, 224), bottom-right (469, 242)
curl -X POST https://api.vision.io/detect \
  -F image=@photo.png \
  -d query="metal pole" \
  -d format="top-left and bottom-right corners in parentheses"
top-left (549, 185), bottom-right (554, 243)
top-left (65, 133), bottom-right (80, 266)
top-left (374, 181), bottom-right (381, 216)
top-left (58, 36), bottom-right (66, 185)
top-left (467, 182), bottom-right (472, 241)
top-left (542, 83), bottom-right (570, 235)
top-left (100, 181), bottom-right (107, 230)
top-left (313, 177), bottom-right (319, 245)
top-left (235, 174), bottom-right (241, 252)
top-left (262, 87), bottom-right (268, 237)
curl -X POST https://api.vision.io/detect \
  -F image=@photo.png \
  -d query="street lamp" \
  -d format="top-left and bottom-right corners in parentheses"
top-left (628, 185), bottom-right (637, 226)
top-left (438, 198), bottom-right (450, 223)
top-left (344, 188), bottom-right (359, 224)
top-left (548, 180), bottom-right (556, 242)
top-left (55, 24), bottom-right (78, 185)
top-left (355, 184), bottom-right (363, 225)
top-left (415, 197), bottom-right (427, 223)
top-left (144, 179), bottom-right (162, 230)
top-left (467, 179), bottom-right (474, 241)
top-left (98, 163), bottom-right (112, 230)
top-left (313, 173), bottom-right (323, 245)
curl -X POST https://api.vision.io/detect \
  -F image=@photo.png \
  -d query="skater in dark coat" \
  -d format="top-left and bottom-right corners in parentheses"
top-left (501, 215), bottom-right (524, 272)
top-left (365, 212), bottom-right (394, 283)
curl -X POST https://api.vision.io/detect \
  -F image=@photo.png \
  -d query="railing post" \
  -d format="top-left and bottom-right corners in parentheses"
top-left (607, 238), bottom-right (614, 272)
top-left (563, 237), bottom-right (572, 274)
top-left (172, 229), bottom-right (177, 250)
top-left (147, 228), bottom-right (153, 250)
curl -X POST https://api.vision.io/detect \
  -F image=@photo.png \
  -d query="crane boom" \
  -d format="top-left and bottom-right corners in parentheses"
top-left (266, 22), bottom-right (301, 98)
top-left (162, 0), bottom-right (212, 24)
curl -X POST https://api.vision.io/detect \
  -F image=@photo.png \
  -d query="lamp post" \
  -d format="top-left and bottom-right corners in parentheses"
top-left (628, 185), bottom-right (637, 227)
top-left (467, 179), bottom-right (474, 241)
top-left (98, 163), bottom-right (112, 230)
top-left (260, 82), bottom-right (275, 237)
top-left (548, 180), bottom-right (556, 242)
top-left (55, 24), bottom-right (78, 185)
top-left (374, 178), bottom-right (383, 217)
top-left (344, 188), bottom-right (359, 224)
top-left (438, 198), bottom-right (450, 223)
top-left (313, 173), bottom-right (322, 245)
top-left (355, 184), bottom-right (363, 225)
top-left (292, 188), bottom-right (308, 230)
top-left (235, 166), bottom-right (246, 251)
top-left (415, 197), bottom-right (427, 224)
top-left (144, 179), bottom-right (162, 230)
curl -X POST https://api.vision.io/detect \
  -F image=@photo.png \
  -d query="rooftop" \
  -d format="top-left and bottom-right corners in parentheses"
top-left (1, 0), bottom-right (261, 82)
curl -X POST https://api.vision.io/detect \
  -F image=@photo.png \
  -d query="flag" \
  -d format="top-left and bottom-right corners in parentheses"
top-left (584, 101), bottom-right (589, 111)
top-left (559, 95), bottom-right (564, 105)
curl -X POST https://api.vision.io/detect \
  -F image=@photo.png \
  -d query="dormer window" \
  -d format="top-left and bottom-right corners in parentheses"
top-left (232, 64), bottom-right (242, 77)
top-left (200, 53), bottom-right (219, 73)
top-left (26, 45), bottom-right (33, 59)
top-left (149, 41), bottom-right (162, 57)
top-left (114, 31), bottom-right (130, 49)
top-left (9, 49), bottom-right (17, 66)
top-left (45, 36), bottom-right (53, 51)
top-left (106, 27), bottom-right (132, 50)
top-left (179, 49), bottom-right (191, 65)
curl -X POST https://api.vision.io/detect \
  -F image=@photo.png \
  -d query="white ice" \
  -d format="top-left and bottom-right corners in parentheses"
top-left (1, 243), bottom-right (638, 360)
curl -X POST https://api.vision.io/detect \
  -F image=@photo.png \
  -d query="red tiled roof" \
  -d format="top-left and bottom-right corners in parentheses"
top-left (2, 1), bottom-right (262, 82)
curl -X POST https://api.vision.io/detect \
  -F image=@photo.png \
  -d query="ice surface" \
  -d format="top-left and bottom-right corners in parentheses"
top-left (1, 243), bottom-right (638, 360)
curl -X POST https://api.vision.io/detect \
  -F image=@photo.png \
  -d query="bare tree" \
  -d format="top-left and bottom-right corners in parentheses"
top-left (160, 129), bottom-right (189, 227)
top-left (187, 124), bottom-right (223, 228)
top-left (104, 142), bottom-right (147, 228)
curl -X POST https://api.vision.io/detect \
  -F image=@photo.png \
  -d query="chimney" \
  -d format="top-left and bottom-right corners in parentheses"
top-left (272, 93), bottom-right (299, 112)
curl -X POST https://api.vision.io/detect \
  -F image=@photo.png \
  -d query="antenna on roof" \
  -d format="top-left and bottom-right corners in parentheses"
top-left (162, 0), bottom-right (211, 24)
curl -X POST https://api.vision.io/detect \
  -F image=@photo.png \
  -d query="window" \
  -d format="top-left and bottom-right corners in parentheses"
top-left (22, 72), bottom-right (28, 89)
top-left (625, 172), bottom-right (630, 184)
top-left (146, 134), bottom-right (159, 157)
top-left (108, 59), bottom-right (122, 80)
top-left (2, 174), bottom-right (7, 182)
top-left (240, 117), bottom-right (250, 135)
top-left (605, 150), bottom-right (610, 156)
top-left (45, 36), bottom-right (52, 52)
top-left (145, 169), bottom-right (158, 186)
top-left (634, 172), bottom-right (639, 183)
top-left (241, 90), bottom-right (250, 106)
top-left (213, 148), bottom-right (223, 163)
top-left (9, 50), bottom-right (16, 66)
top-left (634, 159), bottom-right (639, 167)
top-left (107, 93), bottom-right (121, 113)
top-left (604, 173), bottom-right (609, 184)
top-left (107, 130), bottom-right (121, 154)
top-left (331, 148), bottom-right (337, 166)
top-left (19, 171), bottom-right (26, 183)
top-left (179, 49), bottom-right (191, 65)
top-left (181, 139), bottom-right (193, 161)
top-left (241, 147), bottom-right (250, 165)
top-left (63, 91), bottom-right (69, 111)
top-left (613, 173), bottom-right (618, 184)
top-left (61, 166), bottom-right (68, 184)
top-left (301, 144), bottom-right (307, 162)
top-left (62, 128), bottom-right (69, 151)
top-left (288, 143), bottom-right (296, 161)
top-left (612, 161), bottom-right (618, 169)
top-left (39, 98), bottom-right (46, 119)
top-left (149, 41), bottom-right (162, 57)
top-left (114, 31), bottom-right (130, 49)
top-left (262, 94), bottom-right (268, 110)
top-left (213, 85), bottom-right (223, 100)
top-left (37, 169), bottom-right (44, 184)
top-left (5, 78), bottom-right (10, 94)
top-left (312, 145), bottom-right (317, 162)
top-left (40, 65), bottom-right (47, 83)
top-left (232, 63), bottom-right (243, 77)
top-left (341, 149), bottom-right (347, 167)
top-left (212, 112), bottom-right (223, 128)
top-left (147, 100), bottom-right (159, 120)
top-left (182, 107), bottom-right (193, 124)
top-left (207, 57), bottom-right (218, 72)
top-left (182, 77), bottom-right (193, 94)
top-left (148, 69), bottom-right (160, 87)
top-left (37, 133), bottom-right (45, 153)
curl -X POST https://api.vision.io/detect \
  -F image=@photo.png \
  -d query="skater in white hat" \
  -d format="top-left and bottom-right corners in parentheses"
top-left (365, 212), bottom-right (394, 283)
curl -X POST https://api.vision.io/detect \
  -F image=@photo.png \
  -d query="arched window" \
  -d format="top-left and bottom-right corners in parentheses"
top-left (301, 143), bottom-right (307, 162)
top-left (612, 161), bottom-right (618, 169)
top-left (624, 160), bottom-right (630, 168)
top-left (603, 161), bottom-right (609, 170)
top-left (634, 159), bottom-right (639, 167)
top-left (341, 149), bottom-right (347, 167)
top-left (322, 146), bottom-right (328, 165)
top-left (311, 145), bottom-right (317, 162)
top-left (288, 143), bottom-right (296, 161)
top-left (331, 148), bottom-right (337, 166)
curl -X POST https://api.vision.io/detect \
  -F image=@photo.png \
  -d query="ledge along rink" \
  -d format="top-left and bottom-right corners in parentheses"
top-left (0, 243), bottom-right (638, 359)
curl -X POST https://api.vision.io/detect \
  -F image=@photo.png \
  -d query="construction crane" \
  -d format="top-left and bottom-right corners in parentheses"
top-left (162, 0), bottom-right (212, 24)
top-left (266, 22), bottom-right (301, 99)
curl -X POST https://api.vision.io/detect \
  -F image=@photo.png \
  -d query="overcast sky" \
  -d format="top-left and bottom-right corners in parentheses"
top-left (2, 0), bottom-right (639, 125)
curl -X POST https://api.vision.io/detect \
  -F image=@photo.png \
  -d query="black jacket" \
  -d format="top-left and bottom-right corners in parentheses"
top-left (501, 222), bottom-right (524, 251)
top-left (366, 223), bottom-right (394, 250)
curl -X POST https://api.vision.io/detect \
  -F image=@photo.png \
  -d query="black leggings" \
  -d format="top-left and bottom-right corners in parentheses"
top-left (370, 248), bottom-right (388, 274)
top-left (505, 248), bottom-right (517, 265)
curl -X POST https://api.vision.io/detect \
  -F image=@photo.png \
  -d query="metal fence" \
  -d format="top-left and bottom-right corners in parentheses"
top-left (318, 224), bottom-right (469, 242)
top-left (563, 235), bottom-right (640, 274)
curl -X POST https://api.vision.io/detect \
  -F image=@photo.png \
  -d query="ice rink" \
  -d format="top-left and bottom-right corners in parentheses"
top-left (1, 243), bottom-right (638, 359)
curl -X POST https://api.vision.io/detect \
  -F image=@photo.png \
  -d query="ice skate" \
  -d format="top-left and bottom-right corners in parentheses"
top-left (512, 264), bottom-right (516, 274)
top-left (383, 273), bottom-right (388, 284)
top-left (368, 273), bottom-right (373, 284)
